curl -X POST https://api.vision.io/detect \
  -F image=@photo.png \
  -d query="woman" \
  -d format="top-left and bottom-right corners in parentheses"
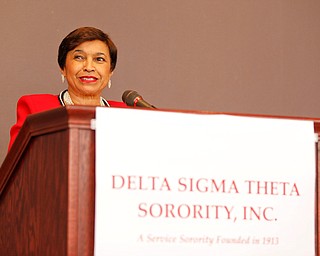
top-left (8, 27), bottom-right (126, 149)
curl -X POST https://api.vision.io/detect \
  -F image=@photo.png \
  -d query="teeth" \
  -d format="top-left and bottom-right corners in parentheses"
top-left (82, 77), bottom-right (96, 81)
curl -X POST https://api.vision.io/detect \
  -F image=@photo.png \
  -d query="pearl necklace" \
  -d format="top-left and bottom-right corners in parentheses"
top-left (62, 90), bottom-right (105, 106)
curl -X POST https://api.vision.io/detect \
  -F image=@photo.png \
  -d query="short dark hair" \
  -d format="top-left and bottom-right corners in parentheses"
top-left (58, 27), bottom-right (117, 71)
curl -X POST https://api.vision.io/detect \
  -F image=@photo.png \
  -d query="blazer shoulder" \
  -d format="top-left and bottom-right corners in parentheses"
top-left (108, 100), bottom-right (127, 108)
top-left (19, 94), bottom-right (60, 103)
top-left (17, 94), bottom-right (61, 113)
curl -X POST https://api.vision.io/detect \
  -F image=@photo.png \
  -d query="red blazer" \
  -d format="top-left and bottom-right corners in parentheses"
top-left (9, 94), bottom-right (127, 150)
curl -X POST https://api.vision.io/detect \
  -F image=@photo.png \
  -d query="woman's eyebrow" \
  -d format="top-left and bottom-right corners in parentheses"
top-left (96, 52), bottom-right (106, 56)
top-left (72, 49), bottom-right (106, 56)
top-left (73, 49), bottom-right (84, 53)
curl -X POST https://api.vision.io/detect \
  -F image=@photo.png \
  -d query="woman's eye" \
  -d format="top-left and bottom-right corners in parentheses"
top-left (96, 57), bottom-right (106, 62)
top-left (74, 55), bottom-right (84, 60)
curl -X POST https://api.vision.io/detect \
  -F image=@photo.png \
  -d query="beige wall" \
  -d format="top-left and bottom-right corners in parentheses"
top-left (1, 0), bottom-right (320, 163)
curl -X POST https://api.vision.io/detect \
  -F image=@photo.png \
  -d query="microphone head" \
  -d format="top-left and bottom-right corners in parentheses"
top-left (122, 89), bottom-right (156, 109)
top-left (122, 90), bottom-right (141, 106)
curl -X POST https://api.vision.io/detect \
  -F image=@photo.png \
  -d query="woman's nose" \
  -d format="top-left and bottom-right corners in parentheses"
top-left (83, 59), bottom-right (95, 71)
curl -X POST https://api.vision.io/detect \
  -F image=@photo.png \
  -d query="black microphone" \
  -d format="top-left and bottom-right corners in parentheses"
top-left (122, 90), bottom-right (156, 109)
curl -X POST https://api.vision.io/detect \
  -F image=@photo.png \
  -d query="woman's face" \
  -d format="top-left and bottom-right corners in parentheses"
top-left (61, 40), bottom-right (113, 99)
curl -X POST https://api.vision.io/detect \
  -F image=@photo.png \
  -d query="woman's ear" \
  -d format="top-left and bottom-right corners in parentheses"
top-left (60, 68), bottom-right (66, 77)
top-left (60, 69), bottom-right (66, 83)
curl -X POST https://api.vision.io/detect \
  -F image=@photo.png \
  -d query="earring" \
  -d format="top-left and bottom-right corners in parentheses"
top-left (61, 74), bottom-right (65, 83)
top-left (108, 80), bottom-right (112, 88)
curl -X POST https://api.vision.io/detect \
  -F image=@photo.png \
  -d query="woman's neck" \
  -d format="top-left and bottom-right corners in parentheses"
top-left (68, 91), bottom-right (102, 106)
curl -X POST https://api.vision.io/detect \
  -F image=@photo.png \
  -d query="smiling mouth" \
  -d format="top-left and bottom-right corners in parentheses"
top-left (79, 76), bottom-right (98, 82)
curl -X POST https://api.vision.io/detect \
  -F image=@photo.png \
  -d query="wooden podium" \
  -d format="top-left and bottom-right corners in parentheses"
top-left (0, 106), bottom-right (319, 255)
top-left (0, 106), bottom-right (97, 255)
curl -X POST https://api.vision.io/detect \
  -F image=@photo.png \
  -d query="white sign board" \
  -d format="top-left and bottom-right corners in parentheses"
top-left (95, 108), bottom-right (316, 256)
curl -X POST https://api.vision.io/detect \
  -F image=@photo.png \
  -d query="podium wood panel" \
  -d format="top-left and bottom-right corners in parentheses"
top-left (0, 106), bottom-right (96, 256)
top-left (0, 106), bottom-right (319, 255)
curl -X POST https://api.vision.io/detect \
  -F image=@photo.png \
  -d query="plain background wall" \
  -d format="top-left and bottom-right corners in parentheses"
top-left (1, 0), bottom-right (320, 164)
